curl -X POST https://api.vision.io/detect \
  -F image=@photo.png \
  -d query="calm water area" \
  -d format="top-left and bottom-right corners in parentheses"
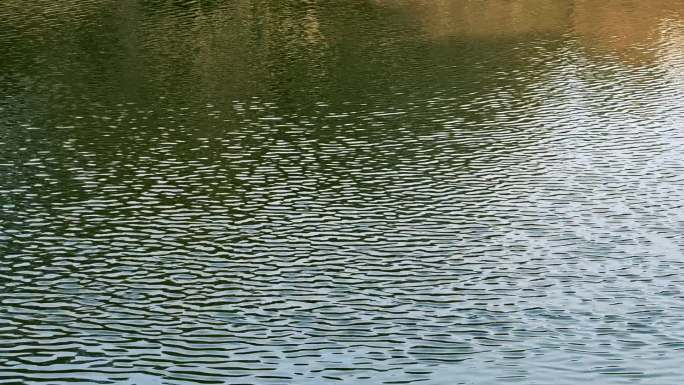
top-left (1, 1), bottom-right (684, 384)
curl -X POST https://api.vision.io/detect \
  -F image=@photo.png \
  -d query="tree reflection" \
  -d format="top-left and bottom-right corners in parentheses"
top-left (2, 0), bottom-right (683, 107)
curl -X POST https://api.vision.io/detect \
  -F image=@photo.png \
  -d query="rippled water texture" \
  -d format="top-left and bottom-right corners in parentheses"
top-left (2, 1), bottom-right (684, 384)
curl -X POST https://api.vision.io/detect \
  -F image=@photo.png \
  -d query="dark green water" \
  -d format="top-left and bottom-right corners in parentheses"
top-left (2, 1), bottom-right (684, 384)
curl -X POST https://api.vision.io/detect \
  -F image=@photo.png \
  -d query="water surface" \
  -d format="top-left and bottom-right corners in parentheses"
top-left (1, 1), bottom-right (684, 384)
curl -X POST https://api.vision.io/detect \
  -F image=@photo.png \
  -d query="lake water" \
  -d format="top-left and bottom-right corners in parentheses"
top-left (1, 1), bottom-right (684, 384)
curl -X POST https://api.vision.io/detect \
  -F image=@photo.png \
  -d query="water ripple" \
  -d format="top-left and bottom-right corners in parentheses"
top-left (2, 1), bottom-right (684, 384)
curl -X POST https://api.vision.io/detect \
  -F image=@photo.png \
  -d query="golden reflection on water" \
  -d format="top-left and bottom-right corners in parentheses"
top-left (373, 0), bottom-right (570, 38)
top-left (375, 0), bottom-right (684, 62)
top-left (572, 1), bottom-right (684, 62)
